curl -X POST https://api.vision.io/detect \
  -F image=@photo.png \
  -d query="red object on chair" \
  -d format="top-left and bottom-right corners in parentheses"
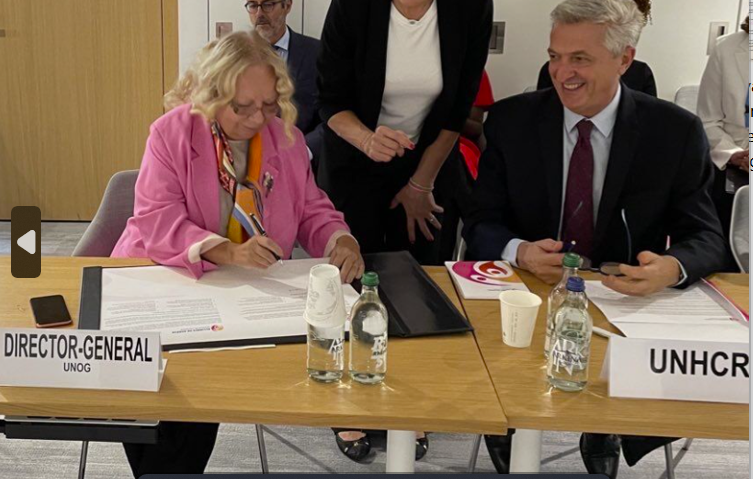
top-left (460, 71), bottom-right (494, 180)
top-left (459, 137), bottom-right (481, 180)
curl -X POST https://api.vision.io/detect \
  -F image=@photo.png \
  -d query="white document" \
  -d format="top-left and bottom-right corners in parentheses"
top-left (100, 259), bottom-right (359, 348)
top-left (445, 261), bottom-right (529, 300)
top-left (585, 281), bottom-right (749, 342)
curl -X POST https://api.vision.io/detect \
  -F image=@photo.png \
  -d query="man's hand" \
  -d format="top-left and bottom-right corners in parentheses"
top-left (516, 239), bottom-right (564, 284)
top-left (728, 150), bottom-right (749, 171)
top-left (361, 126), bottom-right (414, 163)
top-left (329, 235), bottom-right (365, 284)
top-left (602, 251), bottom-right (681, 296)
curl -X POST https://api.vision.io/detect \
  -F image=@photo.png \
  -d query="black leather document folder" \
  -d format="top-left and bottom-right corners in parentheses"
top-left (361, 252), bottom-right (473, 338)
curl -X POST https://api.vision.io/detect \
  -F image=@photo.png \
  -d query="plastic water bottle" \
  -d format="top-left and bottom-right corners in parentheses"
top-left (305, 264), bottom-right (346, 383)
top-left (545, 252), bottom-right (582, 358)
top-left (348, 272), bottom-right (388, 385)
top-left (307, 323), bottom-right (345, 383)
top-left (547, 277), bottom-right (592, 392)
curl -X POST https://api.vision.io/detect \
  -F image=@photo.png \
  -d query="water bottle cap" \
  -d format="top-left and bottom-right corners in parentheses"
top-left (361, 272), bottom-right (379, 287)
top-left (566, 277), bottom-right (585, 293)
top-left (562, 253), bottom-right (581, 268)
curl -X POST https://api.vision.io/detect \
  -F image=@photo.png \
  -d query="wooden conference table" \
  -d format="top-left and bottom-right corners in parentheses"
top-left (456, 270), bottom-right (750, 472)
top-left (0, 257), bottom-right (507, 473)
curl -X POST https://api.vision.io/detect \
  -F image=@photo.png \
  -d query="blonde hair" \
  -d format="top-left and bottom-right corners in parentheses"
top-left (165, 31), bottom-right (297, 141)
top-left (551, 0), bottom-right (646, 57)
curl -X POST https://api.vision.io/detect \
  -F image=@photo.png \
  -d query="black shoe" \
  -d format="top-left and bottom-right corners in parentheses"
top-left (335, 431), bottom-right (371, 462)
top-left (580, 433), bottom-right (620, 479)
top-left (484, 434), bottom-right (512, 474)
top-left (415, 436), bottom-right (429, 461)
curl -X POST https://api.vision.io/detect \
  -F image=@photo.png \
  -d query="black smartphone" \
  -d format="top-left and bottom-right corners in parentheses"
top-left (30, 295), bottom-right (73, 328)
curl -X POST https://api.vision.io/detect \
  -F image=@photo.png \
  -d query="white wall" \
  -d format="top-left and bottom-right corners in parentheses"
top-left (178, 0), bottom-right (329, 74)
top-left (180, 0), bottom-right (742, 101)
top-left (178, 0), bottom-right (209, 76)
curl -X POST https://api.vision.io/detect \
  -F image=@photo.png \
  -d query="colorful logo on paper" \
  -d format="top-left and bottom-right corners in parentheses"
top-left (211, 324), bottom-right (224, 332)
top-left (451, 261), bottom-right (521, 286)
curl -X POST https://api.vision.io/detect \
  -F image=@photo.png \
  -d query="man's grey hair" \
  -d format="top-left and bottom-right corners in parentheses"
top-left (551, 0), bottom-right (646, 57)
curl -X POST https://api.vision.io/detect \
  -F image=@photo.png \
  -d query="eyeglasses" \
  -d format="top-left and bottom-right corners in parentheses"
top-left (230, 99), bottom-right (279, 119)
top-left (245, 0), bottom-right (287, 14)
top-left (565, 208), bottom-right (633, 277)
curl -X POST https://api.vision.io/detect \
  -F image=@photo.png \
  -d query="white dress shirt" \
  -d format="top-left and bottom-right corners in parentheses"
top-left (273, 27), bottom-right (291, 62)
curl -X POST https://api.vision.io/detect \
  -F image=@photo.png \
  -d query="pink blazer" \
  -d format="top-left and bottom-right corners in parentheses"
top-left (112, 104), bottom-right (349, 278)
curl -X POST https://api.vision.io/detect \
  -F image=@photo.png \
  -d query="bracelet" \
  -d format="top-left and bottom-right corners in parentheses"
top-left (408, 177), bottom-right (434, 193)
top-left (359, 131), bottom-right (373, 152)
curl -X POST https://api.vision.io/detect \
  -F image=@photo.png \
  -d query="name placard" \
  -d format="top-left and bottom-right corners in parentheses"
top-left (606, 337), bottom-right (749, 404)
top-left (0, 328), bottom-right (166, 392)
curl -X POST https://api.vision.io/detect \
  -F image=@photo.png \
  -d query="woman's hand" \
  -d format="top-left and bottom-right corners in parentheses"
top-left (204, 236), bottom-right (283, 269)
top-left (329, 235), bottom-right (364, 284)
top-left (361, 126), bottom-right (414, 163)
top-left (390, 184), bottom-right (444, 243)
top-left (232, 236), bottom-right (284, 269)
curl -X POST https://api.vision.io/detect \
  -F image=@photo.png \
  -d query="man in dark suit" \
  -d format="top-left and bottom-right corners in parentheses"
top-left (464, 0), bottom-right (728, 476)
top-left (246, 0), bottom-right (324, 166)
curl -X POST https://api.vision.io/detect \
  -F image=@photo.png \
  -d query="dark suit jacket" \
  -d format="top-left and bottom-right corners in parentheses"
top-left (537, 60), bottom-right (658, 98)
top-left (316, 0), bottom-right (492, 186)
top-left (287, 28), bottom-right (323, 158)
top-left (463, 86), bottom-right (727, 285)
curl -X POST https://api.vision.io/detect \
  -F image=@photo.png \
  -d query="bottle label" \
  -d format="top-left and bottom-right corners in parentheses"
top-left (371, 336), bottom-right (387, 368)
top-left (551, 338), bottom-right (589, 375)
top-left (329, 337), bottom-right (344, 361)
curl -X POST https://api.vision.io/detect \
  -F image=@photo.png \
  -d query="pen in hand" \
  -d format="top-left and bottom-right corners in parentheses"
top-left (249, 213), bottom-right (283, 265)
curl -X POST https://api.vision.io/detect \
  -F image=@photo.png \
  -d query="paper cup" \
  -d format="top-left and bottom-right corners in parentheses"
top-left (304, 264), bottom-right (346, 328)
top-left (499, 290), bottom-right (542, 348)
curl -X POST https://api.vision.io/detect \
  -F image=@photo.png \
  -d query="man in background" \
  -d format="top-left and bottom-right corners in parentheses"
top-left (246, 0), bottom-right (324, 167)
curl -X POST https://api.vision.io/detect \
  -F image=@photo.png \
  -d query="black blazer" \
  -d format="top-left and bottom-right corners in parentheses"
top-left (537, 60), bottom-right (658, 97)
top-left (463, 86), bottom-right (727, 285)
top-left (287, 28), bottom-right (324, 156)
top-left (316, 0), bottom-right (492, 175)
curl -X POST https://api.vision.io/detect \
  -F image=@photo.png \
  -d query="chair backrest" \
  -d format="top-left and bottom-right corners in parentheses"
top-left (72, 170), bottom-right (138, 257)
top-left (729, 185), bottom-right (749, 273)
top-left (673, 85), bottom-right (700, 114)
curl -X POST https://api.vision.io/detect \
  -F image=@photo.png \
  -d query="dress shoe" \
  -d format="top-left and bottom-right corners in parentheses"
top-left (334, 430), bottom-right (371, 462)
top-left (416, 435), bottom-right (429, 461)
top-left (580, 433), bottom-right (620, 479)
top-left (484, 433), bottom-right (513, 474)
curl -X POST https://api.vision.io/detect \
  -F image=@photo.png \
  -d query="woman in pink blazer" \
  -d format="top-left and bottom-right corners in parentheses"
top-left (113, 32), bottom-right (363, 284)
top-left (114, 32), bottom-right (364, 477)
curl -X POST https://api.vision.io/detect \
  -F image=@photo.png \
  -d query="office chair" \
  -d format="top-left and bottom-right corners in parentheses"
top-left (673, 85), bottom-right (700, 115)
top-left (730, 185), bottom-right (749, 273)
top-left (72, 170), bottom-right (139, 257)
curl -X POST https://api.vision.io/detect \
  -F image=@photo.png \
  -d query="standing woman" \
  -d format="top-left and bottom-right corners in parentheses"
top-left (316, 0), bottom-right (492, 462)
top-left (317, 0), bottom-right (492, 264)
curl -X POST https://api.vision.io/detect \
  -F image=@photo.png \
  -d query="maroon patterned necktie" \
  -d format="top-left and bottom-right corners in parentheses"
top-left (562, 120), bottom-right (595, 257)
